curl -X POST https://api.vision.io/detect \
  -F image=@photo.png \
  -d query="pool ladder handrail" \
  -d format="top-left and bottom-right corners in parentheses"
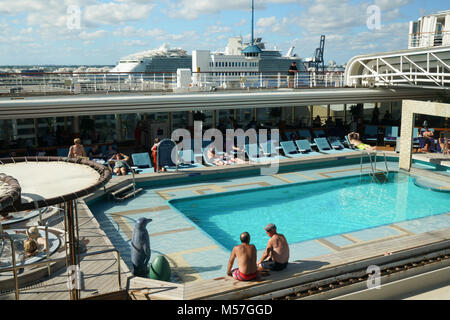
top-left (360, 150), bottom-right (389, 183)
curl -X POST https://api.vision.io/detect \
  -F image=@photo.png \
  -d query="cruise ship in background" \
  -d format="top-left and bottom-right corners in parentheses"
top-left (109, 43), bottom-right (192, 73)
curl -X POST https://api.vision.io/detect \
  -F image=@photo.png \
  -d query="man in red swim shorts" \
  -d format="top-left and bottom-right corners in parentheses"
top-left (227, 232), bottom-right (260, 281)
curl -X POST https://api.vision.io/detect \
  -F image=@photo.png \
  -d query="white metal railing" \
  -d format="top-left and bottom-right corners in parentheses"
top-left (0, 71), bottom-right (344, 96)
top-left (409, 31), bottom-right (450, 49)
top-left (346, 46), bottom-right (450, 88)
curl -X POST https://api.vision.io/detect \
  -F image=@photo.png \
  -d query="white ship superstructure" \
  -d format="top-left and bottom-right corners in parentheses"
top-left (345, 10), bottom-right (450, 88)
top-left (109, 44), bottom-right (192, 73)
top-left (409, 10), bottom-right (450, 48)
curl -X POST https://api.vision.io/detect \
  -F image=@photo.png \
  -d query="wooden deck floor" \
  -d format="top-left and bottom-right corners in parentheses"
top-left (0, 201), bottom-right (131, 300)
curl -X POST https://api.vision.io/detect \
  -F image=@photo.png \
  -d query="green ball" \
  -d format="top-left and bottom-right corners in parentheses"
top-left (149, 255), bottom-right (171, 281)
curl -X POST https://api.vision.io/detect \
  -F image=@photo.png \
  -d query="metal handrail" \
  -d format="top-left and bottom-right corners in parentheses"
top-left (0, 232), bottom-right (19, 300)
top-left (44, 206), bottom-right (65, 276)
top-left (0, 247), bottom-right (122, 300)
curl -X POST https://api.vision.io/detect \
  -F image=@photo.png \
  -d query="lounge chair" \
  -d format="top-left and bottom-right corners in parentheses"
top-left (279, 141), bottom-right (306, 158)
top-left (178, 149), bottom-right (204, 168)
top-left (328, 136), bottom-right (358, 152)
top-left (259, 140), bottom-right (286, 159)
top-left (57, 148), bottom-right (69, 157)
top-left (312, 129), bottom-right (326, 138)
top-left (294, 140), bottom-right (322, 156)
top-left (363, 125), bottom-right (378, 142)
top-left (313, 137), bottom-right (342, 154)
top-left (283, 131), bottom-right (296, 141)
top-left (245, 144), bottom-right (274, 162)
top-left (131, 152), bottom-right (154, 174)
top-left (298, 129), bottom-right (312, 140)
top-left (384, 126), bottom-right (399, 144)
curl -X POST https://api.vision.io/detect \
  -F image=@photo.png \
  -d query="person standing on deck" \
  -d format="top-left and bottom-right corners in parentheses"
top-left (287, 62), bottom-right (298, 88)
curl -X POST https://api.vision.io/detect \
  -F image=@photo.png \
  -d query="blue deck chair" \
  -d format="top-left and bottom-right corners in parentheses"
top-left (295, 140), bottom-right (322, 156)
top-left (244, 144), bottom-right (273, 162)
top-left (283, 131), bottom-right (297, 141)
top-left (178, 149), bottom-right (204, 168)
top-left (363, 125), bottom-right (378, 142)
top-left (298, 129), bottom-right (312, 140)
top-left (312, 129), bottom-right (326, 138)
top-left (314, 137), bottom-right (342, 154)
top-left (259, 140), bottom-right (286, 159)
top-left (84, 146), bottom-right (92, 158)
top-left (202, 143), bottom-right (217, 166)
top-left (57, 147), bottom-right (69, 157)
top-left (279, 141), bottom-right (306, 158)
top-left (131, 152), bottom-right (154, 174)
top-left (328, 136), bottom-right (357, 152)
top-left (384, 126), bottom-right (399, 144)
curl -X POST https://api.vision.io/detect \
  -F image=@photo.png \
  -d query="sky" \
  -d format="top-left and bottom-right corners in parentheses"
top-left (0, 0), bottom-right (449, 66)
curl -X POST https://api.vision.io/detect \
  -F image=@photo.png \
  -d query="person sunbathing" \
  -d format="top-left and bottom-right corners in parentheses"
top-left (347, 132), bottom-right (376, 151)
top-left (227, 232), bottom-right (260, 281)
top-left (108, 153), bottom-right (130, 175)
top-left (206, 144), bottom-right (227, 165)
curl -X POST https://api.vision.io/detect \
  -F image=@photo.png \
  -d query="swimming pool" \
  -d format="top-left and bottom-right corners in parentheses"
top-left (170, 172), bottom-right (450, 251)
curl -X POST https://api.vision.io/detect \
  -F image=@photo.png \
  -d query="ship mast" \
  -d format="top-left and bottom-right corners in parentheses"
top-left (251, 0), bottom-right (255, 46)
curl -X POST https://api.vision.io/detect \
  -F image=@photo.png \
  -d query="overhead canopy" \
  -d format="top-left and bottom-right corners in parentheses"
top-left (0, 88), bottom-right (447, 120)
top-left (0, 157), bottom-right (111, 215)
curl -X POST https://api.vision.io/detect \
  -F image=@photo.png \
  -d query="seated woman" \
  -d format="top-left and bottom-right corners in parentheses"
top-left (347, 132), bottom-right (376, 151)
top-left (67, 138), bottom-right (87, 158)
top-left (108, 152), bottom-right (130, 175)
top-left (89, 144), bottom-right (103, 159)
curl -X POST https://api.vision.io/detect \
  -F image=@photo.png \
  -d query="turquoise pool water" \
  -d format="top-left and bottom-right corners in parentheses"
top-left (170, 173), bottom-right (450, 251)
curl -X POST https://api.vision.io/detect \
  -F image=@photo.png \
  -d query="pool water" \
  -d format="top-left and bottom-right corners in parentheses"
top-left (170, 173), bottom-right (450, 251)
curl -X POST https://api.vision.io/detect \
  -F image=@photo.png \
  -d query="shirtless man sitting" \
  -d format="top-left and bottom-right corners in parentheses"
top-left (347, 132), bottom-right (376, 151)
top-left (418, 127), bottom-right (434, 153)
top-left (227, 232), bottom-right (260, 281)
top-left (257, 223), bottom-right (289, 272)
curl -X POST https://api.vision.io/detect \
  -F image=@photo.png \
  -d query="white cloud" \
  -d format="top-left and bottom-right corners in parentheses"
top-left (166, 0), bottom-right (299, 20)
top-left (83, 2), bottom-right (155, 27)
top-left (79, 29), bottom-right (107, 40)
top-left (204, 25), bottom-right (233, 36)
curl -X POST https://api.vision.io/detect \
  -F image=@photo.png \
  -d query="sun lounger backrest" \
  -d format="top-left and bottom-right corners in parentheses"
top-left (245, 144), bottom-right (260, 159)
top-left (57, 148), bottom-right (69, 157)
top-left (132, 152), bottom-right (152, 167)
top-left (314, 137), bottom-right (332, 151)
top-left (280, 141), bottom-right (298, 154)
top-left (328, 137), bottom-right (345, 148)
top-left (180, 149), bottom-right (194, 163)
top-left (298, 129), bottom-right (312, 139)
top-left (313, 129), bottom-right (326, 138)
top-left (364, 125), bottom-right (378, 136)
top-left (295, 139), bottom-right (313, 152)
